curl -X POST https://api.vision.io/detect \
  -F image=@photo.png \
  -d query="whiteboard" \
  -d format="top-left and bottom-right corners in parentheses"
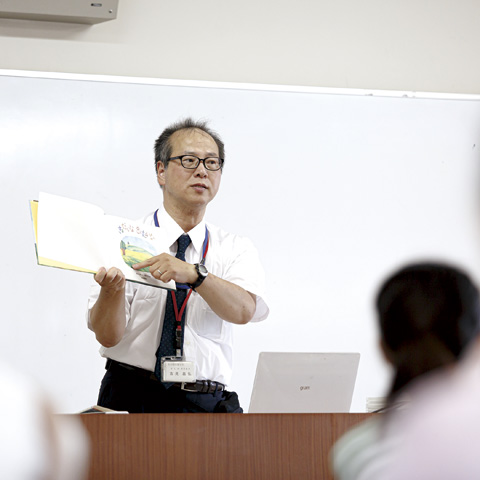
top-left (2, 71), bottom-right (480, 413)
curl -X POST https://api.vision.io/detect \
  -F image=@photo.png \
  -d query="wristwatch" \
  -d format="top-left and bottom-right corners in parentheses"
top-left (189, 263), bottom-right (208, 291)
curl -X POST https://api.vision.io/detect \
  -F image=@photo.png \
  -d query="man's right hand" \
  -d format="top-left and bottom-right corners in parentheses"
top-left (90, 267), bottom-right (126, 348)
top-left (94, 267), bottom-right (126, 292)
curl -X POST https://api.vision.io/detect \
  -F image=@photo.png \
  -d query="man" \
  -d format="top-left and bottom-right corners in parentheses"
top-left (87, 118), bottom-right (269, 413)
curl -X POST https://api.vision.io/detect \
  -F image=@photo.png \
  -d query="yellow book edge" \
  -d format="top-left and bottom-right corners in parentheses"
top-left (30, 200), bottom-right (96, 274)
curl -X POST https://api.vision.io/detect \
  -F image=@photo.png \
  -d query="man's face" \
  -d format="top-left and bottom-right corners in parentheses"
top-left (157, 128), bottom-right (222, 212)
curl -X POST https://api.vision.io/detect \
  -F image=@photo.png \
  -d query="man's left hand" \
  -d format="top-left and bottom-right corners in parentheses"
top-left (133, 253), bottom-right (197, 285)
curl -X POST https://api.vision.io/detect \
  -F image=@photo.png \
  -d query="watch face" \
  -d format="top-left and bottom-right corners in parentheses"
top-left (198, 264), bottom-right (208, 276)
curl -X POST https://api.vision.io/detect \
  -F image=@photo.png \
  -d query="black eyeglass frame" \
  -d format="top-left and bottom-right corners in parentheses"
top-left (168, 155), bottom-right (224, 171)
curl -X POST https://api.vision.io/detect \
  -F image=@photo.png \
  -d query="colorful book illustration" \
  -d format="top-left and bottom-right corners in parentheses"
top-left (31, 192), bottom-right (175, 290)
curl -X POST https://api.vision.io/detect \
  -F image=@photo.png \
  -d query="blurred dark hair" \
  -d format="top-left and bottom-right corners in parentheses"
top-left (154, 117), bottom-right (225, 172)
top-left (376, 262), bottom-right (480, 402)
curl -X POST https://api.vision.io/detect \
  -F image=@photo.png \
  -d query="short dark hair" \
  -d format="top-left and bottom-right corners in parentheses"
top-left (376, 262), bottom-right (480, 401)
top-left (154, 117), bottom-right (225, 171)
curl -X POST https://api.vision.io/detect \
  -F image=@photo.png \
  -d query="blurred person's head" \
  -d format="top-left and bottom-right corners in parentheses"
top-left (376, 262), bottom-right (480, 402)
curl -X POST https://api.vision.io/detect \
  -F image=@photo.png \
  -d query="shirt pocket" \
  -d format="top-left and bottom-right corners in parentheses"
top-left (187, 295), bottom-right (225, 342)
top-left (127, 283), bottom-right (166, 326)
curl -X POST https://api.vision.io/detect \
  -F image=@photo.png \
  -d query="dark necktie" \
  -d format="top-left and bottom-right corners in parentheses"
top-left (155, 234), bottom-right (192, 382)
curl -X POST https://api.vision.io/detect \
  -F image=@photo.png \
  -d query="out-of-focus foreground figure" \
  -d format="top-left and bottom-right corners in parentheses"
top-left (0, 361), bottom-right (90, 480)
top-left (331, 262), bottom-right (480, 480)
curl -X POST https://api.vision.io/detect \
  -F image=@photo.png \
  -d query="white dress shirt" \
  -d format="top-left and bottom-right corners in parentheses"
top-left (87, 205), bottom-right (269, 386)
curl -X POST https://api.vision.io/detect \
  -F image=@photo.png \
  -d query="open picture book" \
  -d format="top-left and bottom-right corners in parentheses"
top-left (30, 192), bottom-right (175, 289)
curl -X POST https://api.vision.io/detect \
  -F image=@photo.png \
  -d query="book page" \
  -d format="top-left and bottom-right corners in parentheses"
top-left (37, 192), bottom-right (105, 271)
top-left (31, 199), bottom-right (95, 273)
top-left (33, 193), bottom-right (175, 290)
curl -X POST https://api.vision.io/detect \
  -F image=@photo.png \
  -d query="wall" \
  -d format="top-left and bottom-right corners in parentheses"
top-left (2, 71), bottom-right (480, 413)
top-left (0, 0), bottom-right (480, 94)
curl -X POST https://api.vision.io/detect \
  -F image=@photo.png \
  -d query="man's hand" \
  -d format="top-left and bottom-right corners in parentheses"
top-left (133, 253), bottom-right (197, 285)
top-left (94, 267), bottom-right (126, 292)
top-left (90, 267), bottom-right (126, 347)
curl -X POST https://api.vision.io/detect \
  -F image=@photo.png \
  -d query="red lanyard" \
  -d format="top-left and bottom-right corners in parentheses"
top-left (171, 289), bottom-right (193, 332)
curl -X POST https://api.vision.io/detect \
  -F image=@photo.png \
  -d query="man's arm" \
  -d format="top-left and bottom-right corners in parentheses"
top-left (89, 267), bottom-right (127, 347)
top-left (195, 273), bottom-right (256, 325)
top-left (133, 255), bottom-right (256, 325)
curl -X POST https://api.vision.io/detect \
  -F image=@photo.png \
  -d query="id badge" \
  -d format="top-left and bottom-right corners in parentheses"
top-left (161, 356), bottom-right (196, 383)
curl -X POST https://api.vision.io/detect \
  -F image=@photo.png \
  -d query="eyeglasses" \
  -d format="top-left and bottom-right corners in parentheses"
top-left (169, 155), bottom-right (224, 171)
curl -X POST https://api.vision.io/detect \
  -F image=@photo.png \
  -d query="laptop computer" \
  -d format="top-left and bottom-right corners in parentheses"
top-left (248, 352), bottom-right (360, 413)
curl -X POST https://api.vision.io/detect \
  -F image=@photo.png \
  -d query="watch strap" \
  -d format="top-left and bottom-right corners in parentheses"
top-left (189, 263), bottom-right (208, 291)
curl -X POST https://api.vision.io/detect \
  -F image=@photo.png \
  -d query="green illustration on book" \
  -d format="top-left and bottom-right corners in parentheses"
top-left (120, 236), bottom-right (156, 272)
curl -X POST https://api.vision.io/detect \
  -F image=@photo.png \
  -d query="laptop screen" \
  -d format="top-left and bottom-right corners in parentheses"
top-left (248, 352), bottom-right (360, 413)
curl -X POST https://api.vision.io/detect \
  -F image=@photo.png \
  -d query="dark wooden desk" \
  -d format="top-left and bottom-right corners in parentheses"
top-left (79, 413), bottom-right (370, 480)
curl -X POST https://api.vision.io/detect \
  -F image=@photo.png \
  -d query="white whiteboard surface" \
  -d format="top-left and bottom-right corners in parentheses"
top-left (2, 71), bottom-right (480, 413)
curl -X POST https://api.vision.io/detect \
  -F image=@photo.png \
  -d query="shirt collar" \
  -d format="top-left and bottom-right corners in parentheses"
top-left (155, 204), bottom-right (207, 258)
